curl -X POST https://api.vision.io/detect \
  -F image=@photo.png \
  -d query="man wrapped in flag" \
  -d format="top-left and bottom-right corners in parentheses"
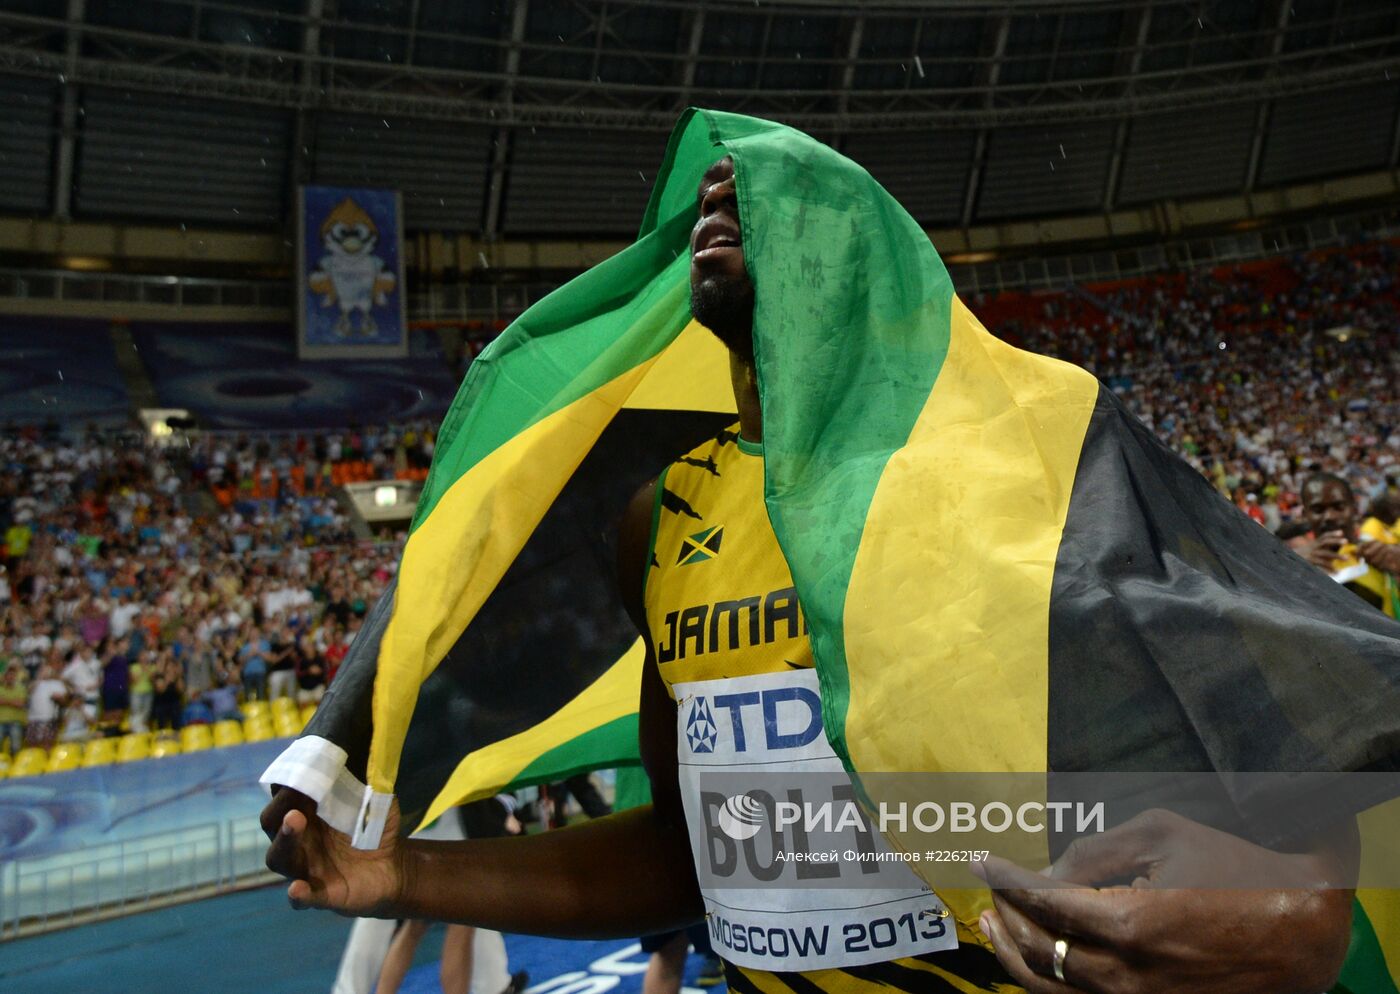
top-left (263, 110), bottom-right (1400, 993)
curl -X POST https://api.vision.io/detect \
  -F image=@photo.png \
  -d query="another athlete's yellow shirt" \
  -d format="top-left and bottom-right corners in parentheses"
top-left (1355, 517), bottom-right (1400, 618)
top-left (645, 425), bottom-right (1010, 994)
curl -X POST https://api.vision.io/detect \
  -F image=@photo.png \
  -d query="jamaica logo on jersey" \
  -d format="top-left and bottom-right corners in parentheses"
top-left (677, 526), bottom-right (723, 566)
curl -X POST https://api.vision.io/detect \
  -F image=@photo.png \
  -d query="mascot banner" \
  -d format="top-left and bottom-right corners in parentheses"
top-left (297, 185), bottom-right (408, 359)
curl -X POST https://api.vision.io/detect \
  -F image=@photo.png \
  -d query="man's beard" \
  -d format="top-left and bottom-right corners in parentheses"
top-left (691, 274), bottom-right (755, 364)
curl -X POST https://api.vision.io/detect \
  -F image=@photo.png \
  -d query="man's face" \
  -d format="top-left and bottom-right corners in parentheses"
top-left (1302, 480), bottom-right (1356, 539)
top-left (689, 157), bottom-right (755, 362)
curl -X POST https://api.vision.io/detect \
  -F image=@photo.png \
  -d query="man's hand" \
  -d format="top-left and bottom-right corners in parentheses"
top-left (976, 809), bottom-right (1355, 994)
top-left (261, 787), bottom-right (407, 918)
top-left (1358, 540), bottom-right (1400, 576)
top-left (1299, 530), bottom-right (1347, 571)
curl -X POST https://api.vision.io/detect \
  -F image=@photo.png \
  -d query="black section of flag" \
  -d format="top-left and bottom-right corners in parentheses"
top-left (1047, 387), bottom-right (1400, 848)
top-left (306, 408), bottom-right (732, 830)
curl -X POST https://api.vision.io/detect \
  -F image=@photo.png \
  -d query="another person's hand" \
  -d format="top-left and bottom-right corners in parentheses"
top-left (1299, 530), bottom-right (1347, 571)
top-left (261, 787), bottom-right (406, 918)
top-left (977, 809), bottom-right (1354, 994)
top-left (1358, 540), bottom-right (1400, 576)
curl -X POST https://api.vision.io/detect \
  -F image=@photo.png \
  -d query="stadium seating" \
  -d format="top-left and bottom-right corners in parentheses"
top-left (212, 720), bottom-right (245, 747)
top-left (117, 734), bottom-right (151, 763)
top-left (273, 712), bottom-right (305, 737)
top-left (242, 718), bottom-right (275, 744)
top-left (46, 742), bottom-right (84, 773)
top-left (270, 697), bottom-right (298, 717)
top-left (0, 709), bottom-right (320, 779)
top-left (10, 747), bottom-right (49, 777)
top-left (180, 725), bottom-right (213, 753)
top-left (82, 738), bottom-right (118, 768)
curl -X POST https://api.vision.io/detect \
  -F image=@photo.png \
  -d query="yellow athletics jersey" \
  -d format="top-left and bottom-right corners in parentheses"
top-left (1356, 517), bottom-right (1399, 618)
top-left (645, 425), bottom-right (1011, 994)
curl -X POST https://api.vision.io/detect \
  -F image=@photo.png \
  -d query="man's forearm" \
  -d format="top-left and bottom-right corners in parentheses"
top-left (395, 804), bottom-right (704, 938)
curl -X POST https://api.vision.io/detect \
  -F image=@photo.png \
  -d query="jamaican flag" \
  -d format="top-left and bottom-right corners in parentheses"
top-left (263, 108), bottom-right (1400, 989)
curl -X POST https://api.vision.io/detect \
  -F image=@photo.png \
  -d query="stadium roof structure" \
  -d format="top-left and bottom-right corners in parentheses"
top-left (0, 0), bottom-right (1397, 237)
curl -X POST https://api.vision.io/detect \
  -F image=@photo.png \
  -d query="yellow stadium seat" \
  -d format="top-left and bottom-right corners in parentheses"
top-left (82, 738), bottom-right (118, 768)
top-left (0, 753), bottom-right (10, 777)
top-left (46, 743), bottom-right (84, 773)
top-left (270, 696), bottom-right (298, 716)
top-left (51, 741), bottom-right (83, 761)
top-left (150, 736), bottom-right (182, 759)
top-left (273, 713), bottom-right (304, 737)
top-left (180, 725), bottom-right (213, 753)
top-left (243, 700), bottom-right (270, 722)
top-left (10, 748), bottom-right (49, 777)
top-left (213, 720), bottom-right (244, 747)
top-left (243, 720), bottom-right (275, 744)
top-left (299, 703), bottom-right (317, 725)
top-left (117, 734), bottom-right (151, 763)
top-left (47, 752), bottom-right (81, 773)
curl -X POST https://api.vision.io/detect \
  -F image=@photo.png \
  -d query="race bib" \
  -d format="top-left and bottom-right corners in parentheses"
top-left (674, 670), bottom-right (957, 972)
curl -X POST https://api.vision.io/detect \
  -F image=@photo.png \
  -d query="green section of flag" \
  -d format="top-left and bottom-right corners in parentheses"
top-left (508, 714), bottom-right (641, 792)
top-left (1334, 899), bottom-right (1400, 994)
top-left (713, 111), bottom-right (956, 768)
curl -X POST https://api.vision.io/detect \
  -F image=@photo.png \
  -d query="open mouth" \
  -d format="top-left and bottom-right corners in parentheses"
top-left (693, 235), bottom-right (742, 262)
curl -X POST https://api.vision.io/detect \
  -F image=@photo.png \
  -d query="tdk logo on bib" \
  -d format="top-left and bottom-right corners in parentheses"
top-left (685, 685), bottom-right (824, 755)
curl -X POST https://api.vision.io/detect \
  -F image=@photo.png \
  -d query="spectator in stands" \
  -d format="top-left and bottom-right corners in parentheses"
top-left (323, 583), bottom-right (353, 627)
top-left (4, 517), bottom-right (32, 572)
top-left (100, 638), bottom-right (131, 726)
top-left (1293, 472), bottom-right (1400, 615)
top-left (62, 643), bottom-right (102, 722)
top-left (16, 620), bottom-right (51, 672)
top-left (323, 624), bottom-right (350, 685)
top-left (57, 683), bottom-right (91, 743)
top-left (204, 670), bottom-right (242, 723)
top-left (75, 595), bottom-right (109, 646)
top-left (239, 622), bottom-right (270, 701)
top-left (293, 633), bottom-right (326, 705)
top-left (267, 624), bottom-right (298, 701)
top-left (149, 655), bottom-right (184, 732)
top-left (0, 663), bottom-right (26, 753)
top-left (25, 661), bottom-right (68, 748)
top-left (128, 650), bottom-right (156, 733)
top-left (184, 633), bottom-right (218, 702)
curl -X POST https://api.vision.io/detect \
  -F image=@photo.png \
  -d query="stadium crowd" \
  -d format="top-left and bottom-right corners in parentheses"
top-left (0, 241), bottom-right (1397, 753)
top-left (0, 425), bottom-right (437, 751)
top-left (996, 240), bottom-right (1400, 526)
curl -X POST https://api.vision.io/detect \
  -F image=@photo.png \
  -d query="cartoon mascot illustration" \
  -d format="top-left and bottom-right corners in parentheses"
top-left (307, 197), bottom-right (397, 337)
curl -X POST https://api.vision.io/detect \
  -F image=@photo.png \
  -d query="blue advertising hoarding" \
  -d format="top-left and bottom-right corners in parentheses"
top-left (297, 185), bottom-right (408, 359)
